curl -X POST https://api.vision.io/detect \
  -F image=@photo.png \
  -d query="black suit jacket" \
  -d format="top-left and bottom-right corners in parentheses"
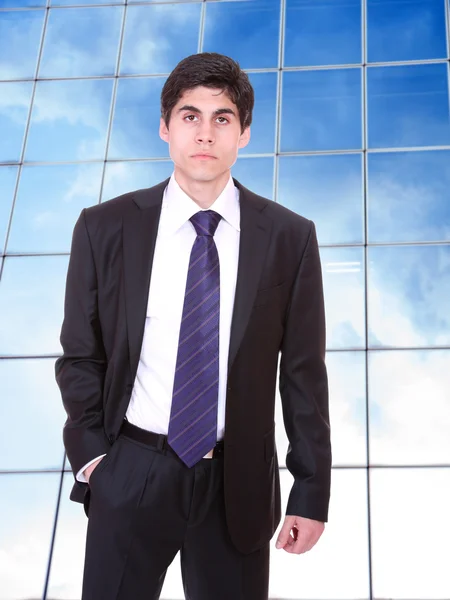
top-left (55, 177), bottom-right (331, 555)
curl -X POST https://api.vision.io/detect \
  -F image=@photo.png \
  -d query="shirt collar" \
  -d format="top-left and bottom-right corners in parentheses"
top-left (162, 172), bottom-right (240, 235)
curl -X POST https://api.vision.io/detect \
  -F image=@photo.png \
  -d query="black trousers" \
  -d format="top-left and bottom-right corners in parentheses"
top-left (82, 422), bottom-right (270, 600)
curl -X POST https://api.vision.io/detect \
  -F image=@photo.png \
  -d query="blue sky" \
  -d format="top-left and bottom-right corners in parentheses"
top-left (1, 0), bottom-right (450, 598)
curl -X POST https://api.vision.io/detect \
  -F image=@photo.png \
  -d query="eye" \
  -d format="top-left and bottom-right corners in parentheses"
top-left (216, 116), bottom-right (229, 124)
top-left (184, 114), bottom-right (198, 122)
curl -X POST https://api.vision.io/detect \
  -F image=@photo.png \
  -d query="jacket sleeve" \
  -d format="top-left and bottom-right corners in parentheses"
top-left (279, 221), bottom-right (332, 522)
top-left (55, 209), bottom-right (111, 476)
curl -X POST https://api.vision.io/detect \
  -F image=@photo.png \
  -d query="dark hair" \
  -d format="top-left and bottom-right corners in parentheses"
top-left (161, 53), bottom-right (254, 133)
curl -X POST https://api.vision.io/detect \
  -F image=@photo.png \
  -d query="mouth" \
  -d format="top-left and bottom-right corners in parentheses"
top-left (191, 154), bottom-right (217, 160)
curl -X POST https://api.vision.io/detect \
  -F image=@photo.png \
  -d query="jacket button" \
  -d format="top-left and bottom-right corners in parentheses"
top-left (109, 434), bottom-right (115, 443)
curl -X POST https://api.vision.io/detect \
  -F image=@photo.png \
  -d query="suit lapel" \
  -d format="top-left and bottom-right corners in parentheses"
top-left (122, 179), bottom-right (169, 378)
top-left (228, 179), bottom-right (272, 372)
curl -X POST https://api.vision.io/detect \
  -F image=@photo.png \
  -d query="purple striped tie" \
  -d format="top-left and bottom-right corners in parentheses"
top-left (167, 210), bottom-right (222, 468)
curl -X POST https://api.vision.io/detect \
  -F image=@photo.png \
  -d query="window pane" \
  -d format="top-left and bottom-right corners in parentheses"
top-left (269, 469), bottom-right (369, 598)
top-left (278, 154), bottom-right (363, 245)
top-left (203, 0), bottom-right (280, 70)
top-left (281, 69), bottom-right (362, 152)
top-left (0, 0), bottom-right (45, 7)
top-left (368, 245), bottom-right (450, 348)
top-left (127, 0), bottom-right (193, 2)
top-left (0, 166), bottom-right (17, 254)
top-left (120, 4), bottom-right (200, 76)
top-left (102, 160), bottom-right (172, 201)
top-left (0, 10), bottom-right (44, 80)
top-left (240, 72), bottom-right (277, 155)
top-left (327, 351), bottom-right (367, 466)
top-left (369, 350), bottom-right (450, 466)
top-left (109, 77), bottom-right (168, 160)
top-left (0, 255), bottom-right (68, 355)
top-left (368, 150), bottom-right (450, 243)
top-left (0, 358), bottom-right (65, 469)
top-left (367, 64), bottom-right (450, 148)
top-left (232, 157), bottom-right (274, 200)
top-left (321, 247), bottom-right (365, 349)
top-left (371, 468), bottom-right (450, 599)
top-left (284, 0), bottom-right (361, 67)
top-left (0, 473), bottom-right (60, 599)
top-left (0, 81), bottom-right (33, 163)
top-left (368, 0), bottom-right (447, 62)
top-left (46, 473), bottom-right (88, 599)
top-left (39, 7), bottom-right (123, 78)
top-left (7, 164), bottom-right (102, 253)
top-left (25, 79), bottom-right (113, 162)
top-left (52, 0), bottom-right (122, 5)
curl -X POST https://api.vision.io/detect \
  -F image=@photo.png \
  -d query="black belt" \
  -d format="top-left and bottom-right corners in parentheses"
top-left (120, 420), bottom-right (225, 460)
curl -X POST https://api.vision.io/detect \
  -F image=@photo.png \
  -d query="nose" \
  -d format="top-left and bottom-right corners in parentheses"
top-left (195, 121), bottom-right (215, 145)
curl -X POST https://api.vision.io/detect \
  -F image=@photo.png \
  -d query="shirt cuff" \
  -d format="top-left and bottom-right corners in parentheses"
top-left (76, 454), bottom-right (107, 483)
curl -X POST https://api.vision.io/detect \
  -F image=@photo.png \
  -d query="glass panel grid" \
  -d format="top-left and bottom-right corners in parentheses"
top-left (1, 2), bottom-right (450, 600)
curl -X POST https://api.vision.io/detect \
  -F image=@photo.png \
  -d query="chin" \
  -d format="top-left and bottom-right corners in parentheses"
top-left (183, 165), bottom-right (222, 181)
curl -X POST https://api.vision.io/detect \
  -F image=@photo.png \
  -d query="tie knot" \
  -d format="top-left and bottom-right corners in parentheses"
top-left (190, 210), bottom-right (222, 237)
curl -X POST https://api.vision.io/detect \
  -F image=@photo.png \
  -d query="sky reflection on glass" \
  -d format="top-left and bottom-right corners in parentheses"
top-left (367, 0), bottom-right (448, 62)
top-left (39, 6), bottom-right (123, 78)
top-left (7, 163), bottom-right (103, 253)
top-left (120, 4), bottom-right (200, 76)
top-left (368, 245), bottom-right (450, 348)
top-left (0, 255), bottom-right (68, 355)
top-left (0, 358), bottom-right (66, 469)
top-left (369, 350), bottom-right (450, 465)
top-left (0, 0), bottom-right (45, 7)
top-left (278, 154), bottom-right (363, 245)
top-left (371, 468), bottom-right (450, 599)
top-left (368, 150), bottom-right (450, 243)
top-left (240, 72), bottom-right (277, 155)
top-left (0, 81), bottom-right (33, 163)
top-left (52, 0), bottom-right (121, 5)
top-left (46, 473), bottom-right (87, 599)
top-left (0, 166), bottom-right (17, 253)
top-left (0, 473), bottom-right (60, 599)
top-left (284, 0), bottom-right (361, 67)
top-left (203, 0), bottom-right (280, 70)
top-left (102, 160), bottom-right (172, 202)
top-left (281, 69), bottom-right (362, 151)
top-left (368, 63), bottom-right (450, 148)
top-left (232, 157), bottom-right (274, 200)
top-left (0, 10), bottom-right (44, 80)
top-left (109, 77), bottom-right (168, 160)
top-left (25, 79), bottom-right (113, 162)
top-left (320, 246), bottom-right (365, 349)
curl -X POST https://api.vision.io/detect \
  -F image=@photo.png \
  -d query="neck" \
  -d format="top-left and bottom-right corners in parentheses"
top-left (173, 167), bottom-right (231, 209)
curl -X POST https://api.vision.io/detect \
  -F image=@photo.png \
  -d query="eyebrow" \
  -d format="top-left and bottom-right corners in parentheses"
top-left (177, 105), bottom-right (237, 118)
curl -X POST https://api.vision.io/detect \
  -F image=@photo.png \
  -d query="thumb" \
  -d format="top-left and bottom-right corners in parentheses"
top-left (276, 517), bottom-right (295, 549)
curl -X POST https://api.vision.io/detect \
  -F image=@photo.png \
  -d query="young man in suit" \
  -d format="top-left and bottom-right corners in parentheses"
top-left (56, 52), bottom-right (331, 600)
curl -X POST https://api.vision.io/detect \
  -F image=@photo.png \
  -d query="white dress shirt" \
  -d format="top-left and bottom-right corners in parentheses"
top-left (76, 173), bottom-right (240, 482)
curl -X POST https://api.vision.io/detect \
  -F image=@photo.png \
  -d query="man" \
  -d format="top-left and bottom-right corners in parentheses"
top-left (56, 52), bottom-right (331, 600)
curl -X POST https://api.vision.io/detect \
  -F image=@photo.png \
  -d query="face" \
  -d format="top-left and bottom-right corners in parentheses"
top-left (159, 86), bottom-right (250, 184)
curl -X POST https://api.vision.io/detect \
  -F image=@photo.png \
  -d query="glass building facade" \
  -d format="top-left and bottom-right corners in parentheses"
top-left (1, 0), bottom-right (450, 598)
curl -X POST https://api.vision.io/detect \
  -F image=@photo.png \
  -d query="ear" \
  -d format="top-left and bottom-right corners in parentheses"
top-left (238, 126), bottom-right (251, 150)
top-left (159, 117), bottom-right (169, 143)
